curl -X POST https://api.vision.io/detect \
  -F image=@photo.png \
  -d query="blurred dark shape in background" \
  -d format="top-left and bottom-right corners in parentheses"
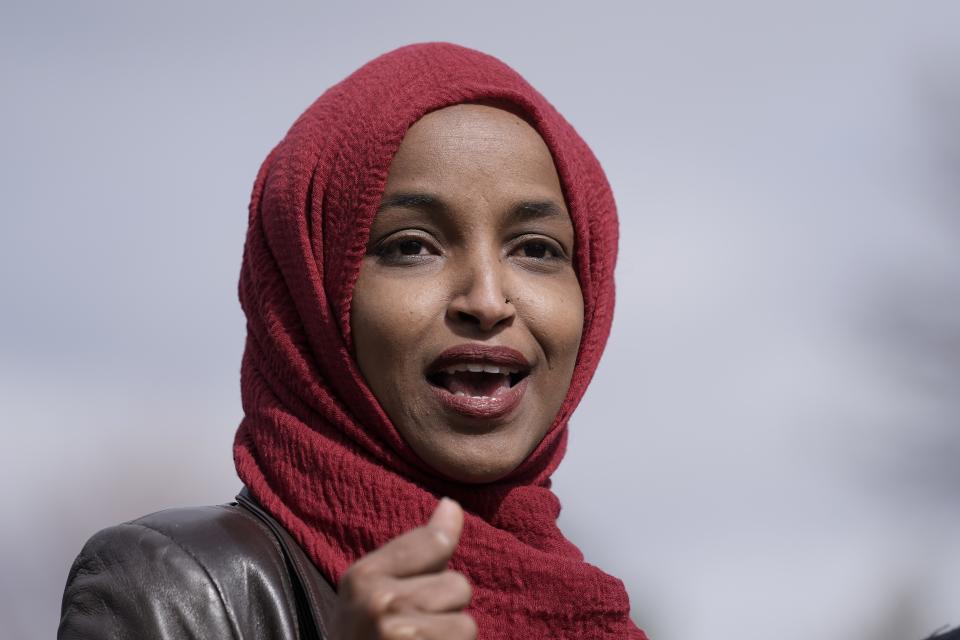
top-left (866, 65), bottom-right (960, 509)
top-left (852, 62), bottom-right (960, 640)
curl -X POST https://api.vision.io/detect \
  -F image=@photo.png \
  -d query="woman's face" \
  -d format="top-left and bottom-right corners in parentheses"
top-left (351, 104), bottom-right (584, 484)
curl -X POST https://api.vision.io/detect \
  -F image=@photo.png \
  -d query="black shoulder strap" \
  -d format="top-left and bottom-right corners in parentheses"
top-left (235, 489), bottom-right (338, 640)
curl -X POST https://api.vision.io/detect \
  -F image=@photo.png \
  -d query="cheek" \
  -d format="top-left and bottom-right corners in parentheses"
top-left (350, 266), bottom-right (444, 387)
top-left (516, 275), bottom-right (585, 365)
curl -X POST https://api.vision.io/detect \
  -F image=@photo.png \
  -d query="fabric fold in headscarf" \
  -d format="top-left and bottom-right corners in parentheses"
top-left (234, 42), bottom-right (646, 639)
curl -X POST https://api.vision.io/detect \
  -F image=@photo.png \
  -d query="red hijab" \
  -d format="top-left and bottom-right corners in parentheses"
top-left (234, 42), bottom-right (646, 639)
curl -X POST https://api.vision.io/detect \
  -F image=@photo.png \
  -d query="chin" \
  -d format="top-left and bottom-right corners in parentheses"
top-left (414, 431), bottom-right (538, 484)
top-left (438, 461), bottom-right (518, 484)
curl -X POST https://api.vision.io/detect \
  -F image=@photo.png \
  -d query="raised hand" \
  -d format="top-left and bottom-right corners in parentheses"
top-left (332, 498), bottom-right (476, 639)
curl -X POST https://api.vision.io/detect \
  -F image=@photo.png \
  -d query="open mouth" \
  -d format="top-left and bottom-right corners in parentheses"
top-left (426, 363), bottom-right (529, 398)
top-left (424, 344), bottom-right (532, 419)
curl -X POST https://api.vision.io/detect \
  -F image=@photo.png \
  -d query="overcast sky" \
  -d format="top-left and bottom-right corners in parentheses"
top-left (1, 2), bottom-right (958, 639)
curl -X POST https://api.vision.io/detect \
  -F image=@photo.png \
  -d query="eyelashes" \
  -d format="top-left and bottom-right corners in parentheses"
top-left (373, 233), bottom-right (438, 264)
top-left (372, 232), bottom-right (570, 267)
top-left (509, 235), bottom-right (568, 261)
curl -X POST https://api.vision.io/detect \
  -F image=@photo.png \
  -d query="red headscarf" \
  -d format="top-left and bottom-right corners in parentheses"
top-left (234, 42), bottom-right (646, 639)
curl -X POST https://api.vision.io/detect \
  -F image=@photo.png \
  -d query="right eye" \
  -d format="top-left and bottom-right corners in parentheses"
top-left (374, 234), bottom-right (439, 263)
top-left (395, 239), bottom-right (426, 256)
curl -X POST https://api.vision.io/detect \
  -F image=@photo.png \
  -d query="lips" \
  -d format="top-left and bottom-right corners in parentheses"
top-left (425, 344), bottom-right (531, 420)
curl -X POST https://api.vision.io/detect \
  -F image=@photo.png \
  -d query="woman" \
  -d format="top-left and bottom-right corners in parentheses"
top-left (59, 42), bottom-right (646, 639)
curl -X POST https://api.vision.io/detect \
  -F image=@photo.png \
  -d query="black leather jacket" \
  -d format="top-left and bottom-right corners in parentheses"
top-left (58, 489), bottom-right (337, 640)
top-left (59, 493), bottom-right (960, 640)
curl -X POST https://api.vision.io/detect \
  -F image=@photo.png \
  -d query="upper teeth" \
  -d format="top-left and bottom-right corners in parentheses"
top-left (442, 364), bottom-right (518, 375)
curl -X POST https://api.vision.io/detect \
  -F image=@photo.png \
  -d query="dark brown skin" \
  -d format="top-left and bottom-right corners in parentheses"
top-left (338, 104), bottom-right (584, 639)
top-left (352, 103), bottom-right (584, 484)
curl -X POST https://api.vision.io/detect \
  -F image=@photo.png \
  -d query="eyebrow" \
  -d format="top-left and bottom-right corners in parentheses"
top-left (513, 199), bottom-right (566, 221)
top-left (377, 192), bottom-right (444, 213)
top-left (377, 191), bottom-right (566, 221)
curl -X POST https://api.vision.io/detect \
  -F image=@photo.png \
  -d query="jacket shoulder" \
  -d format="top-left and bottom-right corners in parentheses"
top-left (59, 503), bottom-right (305, 640)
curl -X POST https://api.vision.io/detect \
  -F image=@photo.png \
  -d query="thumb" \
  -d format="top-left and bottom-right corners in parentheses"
top-left (428, 497), bottom-right (464, 551)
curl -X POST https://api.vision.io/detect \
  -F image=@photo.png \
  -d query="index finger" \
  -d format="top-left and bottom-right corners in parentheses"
top-left (350, 498), bottom-right (464, 579)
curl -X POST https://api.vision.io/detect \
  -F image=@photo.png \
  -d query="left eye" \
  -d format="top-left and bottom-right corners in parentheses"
top-left (520, 242), bottom-right (548, 258)
top-left (515, 240), bottom-right (561, 259)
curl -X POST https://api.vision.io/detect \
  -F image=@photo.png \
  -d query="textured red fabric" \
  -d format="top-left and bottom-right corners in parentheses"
top-left (234, 42), bottom-right (646, 639)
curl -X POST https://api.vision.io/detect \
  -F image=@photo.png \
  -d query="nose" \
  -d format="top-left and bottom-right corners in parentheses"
top-left (446, 254), bottom-right (515, 333)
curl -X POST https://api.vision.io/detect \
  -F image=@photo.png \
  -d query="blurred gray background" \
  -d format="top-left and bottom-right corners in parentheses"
top-left (1, 1), bottom-right (957, 638)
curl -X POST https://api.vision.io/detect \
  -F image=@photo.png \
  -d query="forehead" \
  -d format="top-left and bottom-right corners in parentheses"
top-left (384, 103), bottom-right (565, 201)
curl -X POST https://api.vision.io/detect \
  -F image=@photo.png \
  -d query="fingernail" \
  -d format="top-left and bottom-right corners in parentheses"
top-left (430, 497), bottom-right (455, 544)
